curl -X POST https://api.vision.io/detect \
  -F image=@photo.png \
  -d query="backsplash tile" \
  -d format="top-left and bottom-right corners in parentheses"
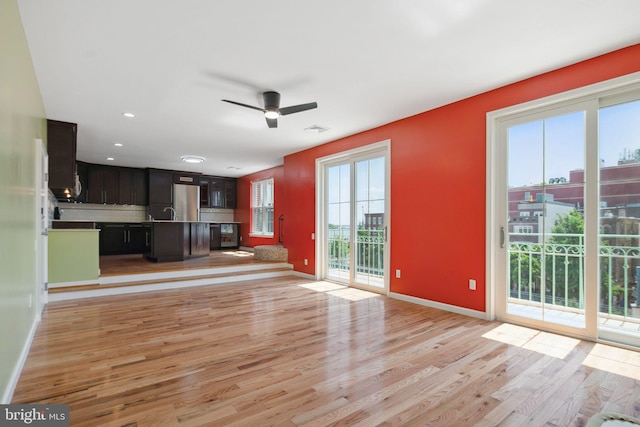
top-left (57, 204), bottom-right (236, 223)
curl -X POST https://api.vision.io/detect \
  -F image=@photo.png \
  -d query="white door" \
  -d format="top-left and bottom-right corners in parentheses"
top-left (318, 142), bottom-right (390, 294)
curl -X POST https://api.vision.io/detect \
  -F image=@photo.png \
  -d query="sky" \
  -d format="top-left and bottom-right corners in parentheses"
top-left (508, 99), bottom-right (640, 187)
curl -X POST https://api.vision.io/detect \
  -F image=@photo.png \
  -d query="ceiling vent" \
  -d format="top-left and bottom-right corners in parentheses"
top-left (304, 124), bottom-right (329, 133)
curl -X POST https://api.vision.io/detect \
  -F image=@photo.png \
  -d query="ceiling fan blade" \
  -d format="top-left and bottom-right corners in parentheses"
top-left (221, 99), bottom-right (265, 113)
top-left (279, 102), bottom-right (318, 116)
top-left (266, 117), bottom-right (278, 128)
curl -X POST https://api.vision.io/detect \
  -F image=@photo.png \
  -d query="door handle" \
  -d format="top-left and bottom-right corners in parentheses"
top-left (500, 226), bottom-right (505, 248)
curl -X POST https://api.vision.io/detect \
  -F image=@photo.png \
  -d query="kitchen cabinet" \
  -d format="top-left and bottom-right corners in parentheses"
top-left (199, 178), bottom-right (210, 207)
top-left (224, 179), bottom-right (237, 209)
top-left (119, 168), bottom-right (147, 205)
top-left (97, 223), bottom-right (150, 255)
top-left (191, 222), bottom-right (210, 256)
top-left (47, 119), bottom-right (77, 199)
top-left (88, 165), bottom-right (119, 204)
top-left (208, 177), bottom-right (237, 209)
top-left (148, 169), bottom-right (174, 220)
top-left (145, 222), bottom-right (210, 262)
top-left (78, 162), bottom-right (147, 205)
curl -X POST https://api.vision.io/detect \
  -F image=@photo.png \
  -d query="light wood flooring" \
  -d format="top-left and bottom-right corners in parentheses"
top-left (13, 276), bottom-right (640, 426)
top-left (99, 251), bottom-right (264, 277)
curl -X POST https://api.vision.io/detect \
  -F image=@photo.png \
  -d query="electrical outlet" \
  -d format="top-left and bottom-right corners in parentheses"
top-left (311, 233), bottom-right (315, 240)
top-left (304, 259), bottom-right (308, 265)
top-left (396, 269), bottom-right (401, 279)
top-left (469, 279), bottom-right (477, 290)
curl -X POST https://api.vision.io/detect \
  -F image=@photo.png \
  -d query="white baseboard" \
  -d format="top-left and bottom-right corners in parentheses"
top-left (388, 292), bottom-right (487, 320)
top-left (48, 279), bottom-right (97, 288)
top-left (1, 315), bottom-right (39, 404)
top-left (293, 271), bottom-right (317, 280)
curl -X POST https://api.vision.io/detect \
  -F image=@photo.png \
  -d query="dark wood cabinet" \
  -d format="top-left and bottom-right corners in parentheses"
top-left (145, 222), bottom-right (210, 262)
top-left (118, 168), bottom-right (147, 205)
top-left (79, 162), bottom-right (146, 206)
top-left (199, 179), bottom-right (210, 207)
top-left (148, 170), bottom-right (174, 219)
top-left (224, 179), bottom-right (237, 209)
top-left (98, 222), bottom-right (150, 255)
top-left (127, 223), bottom-right (150, 253)
top-left (47, 120), bottom-right (77, 199)
top-left (88, 165), bottom-right (119, 204)
top-left (208, 177), bottom-right (237, 209)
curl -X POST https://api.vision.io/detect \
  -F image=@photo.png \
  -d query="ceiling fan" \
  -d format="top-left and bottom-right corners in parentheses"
top-left (222, 91), bottom-right (317, 128)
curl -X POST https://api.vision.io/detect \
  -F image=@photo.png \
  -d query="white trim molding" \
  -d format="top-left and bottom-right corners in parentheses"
top-left (389, 292), bottom-right (487, 320)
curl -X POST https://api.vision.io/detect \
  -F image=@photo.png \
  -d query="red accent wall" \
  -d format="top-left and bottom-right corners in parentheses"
top-left (238, 43), bottom-right (640, 312)
top-left (236, 165), bottom-right (284, 248)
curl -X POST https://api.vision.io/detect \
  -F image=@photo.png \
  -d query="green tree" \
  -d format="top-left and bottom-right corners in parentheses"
top-left (545, 209), bottom-right (619, 310)
top-left (545, 209), bottom-right (584, 306)
top-left (509, 250), bottom-right (542, 299)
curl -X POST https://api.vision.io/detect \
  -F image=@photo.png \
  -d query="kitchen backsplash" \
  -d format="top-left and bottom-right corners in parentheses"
top-left (57, 203), bottom-right (235, 223)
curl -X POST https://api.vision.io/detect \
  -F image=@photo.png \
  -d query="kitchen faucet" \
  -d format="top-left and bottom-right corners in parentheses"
top-left (163, 206), bottom-right (176, 221)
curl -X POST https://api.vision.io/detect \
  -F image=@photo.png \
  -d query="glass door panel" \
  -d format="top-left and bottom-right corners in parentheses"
top-left (506, 110), bottom-right (586, 329)
top-left (598, 98), bottom-right (640, 346)
top-left (354, 156), bottom-right (385, 288)
top-left (327, 163), bottom-right (351, 281)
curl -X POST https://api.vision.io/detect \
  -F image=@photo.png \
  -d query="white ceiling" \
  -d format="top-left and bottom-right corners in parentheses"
top-left (18, 0), bottom-right (640, 178)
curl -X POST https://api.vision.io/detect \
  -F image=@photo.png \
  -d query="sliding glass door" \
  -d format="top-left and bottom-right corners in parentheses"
top-left (490, 77), bottom-right (640, 348)
top-left (321, 143), bottom-right (389, 293)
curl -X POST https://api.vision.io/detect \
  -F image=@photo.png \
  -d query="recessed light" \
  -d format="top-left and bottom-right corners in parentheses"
top-left (106, 157), bottom-right (115, 161)
top-left (226, 166), bottom-right (241, 170)
top-left (114, 143), bottom-right (123, 147)
top-left (122, 112), bottom-right (135, 118)
top-left (305, 124), bottom-right (329, 133)
top-left (181, 155), bottom-right (205, 164)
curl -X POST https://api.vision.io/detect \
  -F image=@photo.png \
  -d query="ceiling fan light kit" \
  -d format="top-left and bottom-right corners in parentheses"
top-left (222, 91), bottom-right (317, 128)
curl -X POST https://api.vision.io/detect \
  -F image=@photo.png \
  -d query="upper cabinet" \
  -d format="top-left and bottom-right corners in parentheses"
top-left (205, 177), bottom-right (237, 209)
top-left (47, 120), bottom-right (77, 199)
top-left (148, 169), bottom-right (174, 219)
top-left (119, 168), bottom-right (147, 205)
top-left (82, 162), bottom-right (147, 205)
top-left (87, 165), bottom-right (119, 204)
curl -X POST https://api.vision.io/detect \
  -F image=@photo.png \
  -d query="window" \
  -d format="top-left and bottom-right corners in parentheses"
top-left (251, 178), bottom-right (274, 236)
top-left (513, 225), bottom-right (533, 233)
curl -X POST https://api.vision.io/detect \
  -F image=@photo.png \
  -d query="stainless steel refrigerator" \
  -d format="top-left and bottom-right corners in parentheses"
top-left (173, 184), bottom-right (200, 221)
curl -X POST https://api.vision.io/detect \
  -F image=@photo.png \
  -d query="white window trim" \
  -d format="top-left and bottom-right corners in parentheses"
top-left (250, 177), bottom-right (274, 238)
top-left (486, 71), bottom-right (640, 334)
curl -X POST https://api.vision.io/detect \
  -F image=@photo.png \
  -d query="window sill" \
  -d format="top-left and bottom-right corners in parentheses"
top-left (249, 233), bottom-right (274, 238)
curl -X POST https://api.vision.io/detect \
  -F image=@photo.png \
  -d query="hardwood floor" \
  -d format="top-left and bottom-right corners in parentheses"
top-left (99, 251), bottom-right (265, 277)
top-left (13, 276), bottom-right (640, 426)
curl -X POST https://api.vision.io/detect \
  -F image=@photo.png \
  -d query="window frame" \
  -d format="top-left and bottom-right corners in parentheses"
top-left (250, 177), bottom-right (274, 238)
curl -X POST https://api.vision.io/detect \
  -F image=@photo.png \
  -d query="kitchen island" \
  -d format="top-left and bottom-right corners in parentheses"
top-left (144, 221), bottom-right (210, 262)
